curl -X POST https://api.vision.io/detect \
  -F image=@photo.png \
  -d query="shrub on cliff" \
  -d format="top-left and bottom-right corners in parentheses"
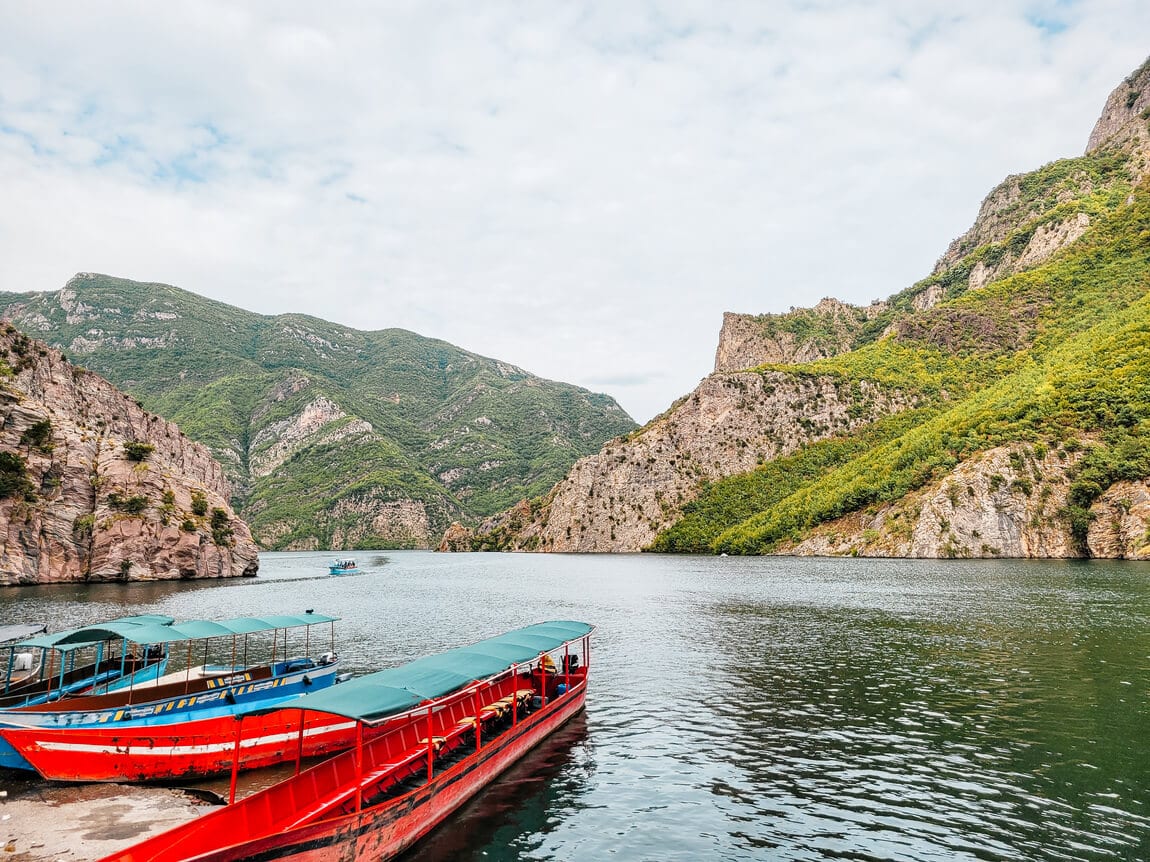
top-left (123, 441), bottom-right (155, 462)
top-left (20, 419), bottom-right (53, 453)
top-left (0, 451), bottom-right (33, 500)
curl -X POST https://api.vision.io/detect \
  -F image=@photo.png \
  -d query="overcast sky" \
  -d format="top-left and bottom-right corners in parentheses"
top-left (0, 3), bottom-right (1147, 423)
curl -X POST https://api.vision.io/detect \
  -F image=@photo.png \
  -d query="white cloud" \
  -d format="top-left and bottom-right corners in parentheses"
top-left (0, 2), bottom-right (1147, 422)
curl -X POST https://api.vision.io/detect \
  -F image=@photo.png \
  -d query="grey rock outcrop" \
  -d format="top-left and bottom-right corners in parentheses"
top-left (713, 299), bottom-right (886, 373)
top-left (783, 442), bottom-right (1150, 560)
top-left (1086, 58), bottom-right (1150, 155)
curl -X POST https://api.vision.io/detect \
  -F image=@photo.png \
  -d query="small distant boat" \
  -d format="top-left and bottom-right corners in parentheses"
top-left (328, 558), bottom-right (359, 575)
top-left (96, 620), bottom-right (594, 862)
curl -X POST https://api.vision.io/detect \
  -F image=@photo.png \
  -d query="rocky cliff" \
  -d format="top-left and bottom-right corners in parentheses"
top-left (713, 299), bottom-right (887, 373)
top-left (456, 55), bottom-right (1150, 559)
top-left (0, 324), bottom-right (258, 584)
top-left (458, 371), bottom-right (915, 552)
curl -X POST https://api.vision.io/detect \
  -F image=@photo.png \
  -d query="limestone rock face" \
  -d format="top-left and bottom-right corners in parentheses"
top-left (471, 371), bottom-right (915, 552)
top-left (1086, 481), bottom-right (1150, 560)
top-left (1086, 58), bottom-right (1150, 154)
top-left (785, 445), bottom-right (1083, 558)
top-left (714, 299), bottom-right (886, 373)
top-left (1015, 213), bottom-right (1093, 270)
top-left (0, 324), bottom-right (258, 585)
top-left (437, 522), bottom-right (474, 552)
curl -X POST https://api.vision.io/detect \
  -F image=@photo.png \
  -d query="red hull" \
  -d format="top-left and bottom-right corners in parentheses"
top-left (3, 709), bottom-right (359, 782)
top-left (100, 671), bottom-right (587, 862)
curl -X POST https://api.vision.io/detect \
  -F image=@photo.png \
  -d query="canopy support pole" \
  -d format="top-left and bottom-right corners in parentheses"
top-left (228, 718), bottom-right (243, 804)
top-left (45, 649), bottom-right (55, 701)
top-left (295, 713), bottom-right (305, 774)
top-left (511, 664), bottom-right (518, 727)
top-left (427, 705), bottom-right (435, 781)
top-left (354, 722), bottom-right (364, 813)
top-left (184, 641), bottom-right (193, 696)
top-left (475, 688), bottom-right (483, 752)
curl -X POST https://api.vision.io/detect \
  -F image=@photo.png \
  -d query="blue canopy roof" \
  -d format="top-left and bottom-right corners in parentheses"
top-left (255, 620), bottom-right (593, 724)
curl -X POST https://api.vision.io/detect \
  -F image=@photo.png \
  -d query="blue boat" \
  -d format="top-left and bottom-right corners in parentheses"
top-left (0, 611), bottom-right (342, 771)
top-left (328, 558), bottom-right (359, 575)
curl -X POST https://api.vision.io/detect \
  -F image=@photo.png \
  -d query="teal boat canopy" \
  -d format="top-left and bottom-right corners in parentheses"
top-left (165, 613), bottom-right (339, 641)
top-left (255, 621), bottom-right (594, 724)
top-left (0, 624), bottom-right (46, 644)
top-left (18, 612), bottom-right (336, 650)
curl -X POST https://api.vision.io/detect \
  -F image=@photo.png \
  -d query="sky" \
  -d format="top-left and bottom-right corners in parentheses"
top-left (0, 3), bottom-right (1148, 423)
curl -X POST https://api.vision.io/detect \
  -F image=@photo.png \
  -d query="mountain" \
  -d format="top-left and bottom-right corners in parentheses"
top-left (454, 56), bottom-right (1150, 559)
top-left (0, 277), bottom-right (636, 550)
top-left (0, 324), bottom-right (258, 584)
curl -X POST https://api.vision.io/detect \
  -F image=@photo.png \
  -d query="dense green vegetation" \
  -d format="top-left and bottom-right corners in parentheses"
top-left (0, 277), bottom-right (636, 547)
top-left (649, 147), bottom-right (1150, 554)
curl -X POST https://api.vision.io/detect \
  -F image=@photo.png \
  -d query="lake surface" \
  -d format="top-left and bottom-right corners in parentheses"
top-left (2, 552), bottom-right (1149, 861)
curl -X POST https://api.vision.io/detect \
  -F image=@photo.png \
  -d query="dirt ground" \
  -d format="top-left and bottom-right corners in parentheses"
top-left (2, 753), bottom-right (331, 861)
top-left (1, 772), bottom-right (209, 861)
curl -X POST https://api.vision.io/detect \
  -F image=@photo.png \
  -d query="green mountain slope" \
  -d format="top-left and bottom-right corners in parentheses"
top-left (651, 73), bottom-right (1150, 555)
top-left (0, 276), bottom-right (636, 549)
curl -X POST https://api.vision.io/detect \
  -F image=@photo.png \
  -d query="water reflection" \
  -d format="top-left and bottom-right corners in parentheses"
top-left (701, 574), bottom-right (1150, 862)
top-left (402, 715), bottom-right (592, 862)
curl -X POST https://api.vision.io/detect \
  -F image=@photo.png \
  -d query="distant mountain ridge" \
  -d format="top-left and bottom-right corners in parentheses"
top-left (454, 56), bottom-right (1150, 559)
top-left (0, 276), bottom-right (636, 549)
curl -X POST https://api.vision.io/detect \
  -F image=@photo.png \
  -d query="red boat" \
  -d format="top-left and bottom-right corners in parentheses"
top-left (2, 706), bottom-right (359, 782)
top-left (98, 620), bottom-right (594, 862)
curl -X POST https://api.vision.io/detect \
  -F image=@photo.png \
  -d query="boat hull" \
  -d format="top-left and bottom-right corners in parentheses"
top-left (3, 707), bottom-right (360, 782)
top-left (0, 660), bottom-right (341, 771)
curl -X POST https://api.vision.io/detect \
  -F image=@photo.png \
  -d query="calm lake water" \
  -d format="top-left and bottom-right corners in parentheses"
top-left (2, 552), bottom-right (1149, 861)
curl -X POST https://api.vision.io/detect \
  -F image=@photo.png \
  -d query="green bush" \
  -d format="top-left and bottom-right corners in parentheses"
top-left (191, 490), bottom-right (208, 516)
top-left (0, 451), bottom-right (33, 500)
top-left (210, 507), bottom-right (233, 546)
top-left (20, 419), bottom-right (53, 453)
top-left (108, 492), bottom-right (149, 515)
top-left (123, 441), bottom-right (155, 462)
top-left (1064, 432), bottom-right (1150, 552)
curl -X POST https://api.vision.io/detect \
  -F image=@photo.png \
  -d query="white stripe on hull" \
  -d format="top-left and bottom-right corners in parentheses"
top-left (32, 720), bottom-right (358, 758)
